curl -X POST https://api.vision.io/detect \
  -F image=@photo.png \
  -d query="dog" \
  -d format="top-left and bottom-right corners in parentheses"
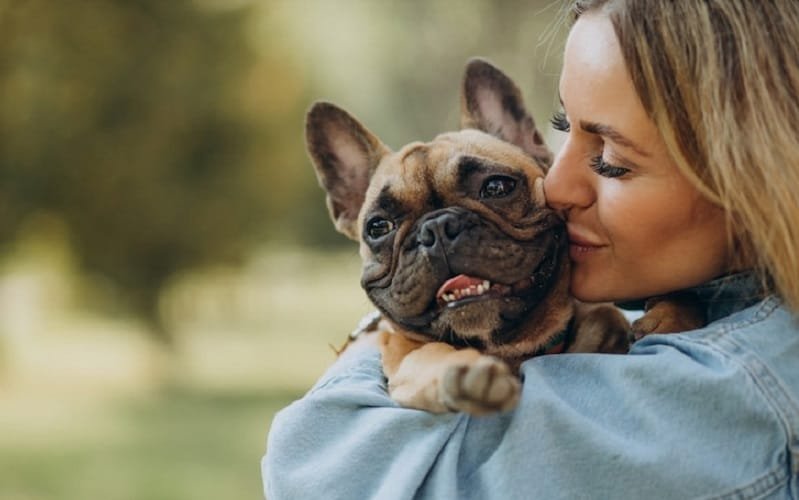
top-left (305, 58), bottom-right (698, 416)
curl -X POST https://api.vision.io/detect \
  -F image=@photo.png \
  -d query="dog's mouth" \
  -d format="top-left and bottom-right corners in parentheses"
top-left (436, 275), bottom-right (512, 307)
top-left (368, 219), bottom-right (567, 342)
top-left (434, 248), bottom-right (559, 311)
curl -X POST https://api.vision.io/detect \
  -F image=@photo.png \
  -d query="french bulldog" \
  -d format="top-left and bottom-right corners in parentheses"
top-left (305, 59), bottom-right (636, 416)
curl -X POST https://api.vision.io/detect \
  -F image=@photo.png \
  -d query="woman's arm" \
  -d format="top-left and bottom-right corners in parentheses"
top-left (263, 340), bottom-right (464, 499)
top-left (263, 325), bottom-right (791, 499)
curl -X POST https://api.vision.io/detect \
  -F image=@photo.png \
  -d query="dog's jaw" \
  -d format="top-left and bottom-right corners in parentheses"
top-left (363, 218), bottom-right (568, 350)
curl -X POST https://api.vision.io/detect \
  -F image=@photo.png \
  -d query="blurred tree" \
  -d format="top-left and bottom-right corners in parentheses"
top-left (261, 0), bottom-right (568, 246)
top-left (0, 0), bottom-right (309, 342)
top-left (0, 0), bottom-right (568, 343)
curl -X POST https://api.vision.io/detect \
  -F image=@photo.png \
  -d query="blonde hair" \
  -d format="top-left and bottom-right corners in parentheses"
top-left (573, 0), bottom-right (799, 312)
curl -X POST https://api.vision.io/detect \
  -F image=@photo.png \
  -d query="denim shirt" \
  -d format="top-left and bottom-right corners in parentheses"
top-left (263, 273), bottom-right (799, 499)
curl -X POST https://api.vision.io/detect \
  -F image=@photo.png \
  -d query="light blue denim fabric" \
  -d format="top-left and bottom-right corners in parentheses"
top-left (263, 273), bottom-right (799, 499)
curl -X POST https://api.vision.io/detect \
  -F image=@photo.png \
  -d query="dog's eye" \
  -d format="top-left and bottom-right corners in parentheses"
top-left (480, 176), bottom-right (517, 199)
top-left (365, 217), bottom-right (395, 239)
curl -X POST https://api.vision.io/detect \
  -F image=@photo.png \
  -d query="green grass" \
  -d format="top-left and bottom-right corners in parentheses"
top-left (0, 387), bottom-right (300, 500)
top-left (0, 247), bottom-right (373, 500)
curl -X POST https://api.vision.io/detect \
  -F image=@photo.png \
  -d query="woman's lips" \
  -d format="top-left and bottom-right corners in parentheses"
top-left (567, 229), bottom-right (605, 261)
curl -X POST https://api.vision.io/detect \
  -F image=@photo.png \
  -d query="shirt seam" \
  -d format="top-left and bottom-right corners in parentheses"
top-left (695, 297), bottom-right (799, 444)
top-left (308, 354), bottom-right (385, 395)
top-left (697, 465), bottom-right (788, 500)
top-left (680, 297), bottom-right (796, 498)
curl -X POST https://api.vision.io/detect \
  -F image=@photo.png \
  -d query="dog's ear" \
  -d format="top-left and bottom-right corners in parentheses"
top-left (305, 102), bottom-right (390, 240)
top-left (460, 58), bottom-right (553, 169)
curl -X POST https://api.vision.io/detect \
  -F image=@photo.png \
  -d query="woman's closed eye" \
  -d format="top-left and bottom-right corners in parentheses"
top-left (551, 111), bottom-right (630, 179)
top-left (590, 155), bottom-right (630, 178)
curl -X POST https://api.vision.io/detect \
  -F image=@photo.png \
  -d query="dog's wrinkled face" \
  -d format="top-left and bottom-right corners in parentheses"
top-left (359, 130), bottom-right (565, 346)
top-left (307, 59), bottom-right (572, 352)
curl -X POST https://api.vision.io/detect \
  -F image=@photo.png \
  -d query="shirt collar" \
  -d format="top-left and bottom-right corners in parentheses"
top-left (681, 271), bottom-right (768, 324)
top-left (616, 271), bottom-right (768, 324)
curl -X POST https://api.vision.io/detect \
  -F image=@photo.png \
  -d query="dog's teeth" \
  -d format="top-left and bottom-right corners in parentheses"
top-left (441, 281), bottom-right (495, 304)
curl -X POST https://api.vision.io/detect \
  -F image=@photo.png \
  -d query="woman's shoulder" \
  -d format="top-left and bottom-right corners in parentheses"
top-left (523, 296), bottom-right (798, 436)
top-left (632, 295), bottom-right (796, 354)
top-left (509, 297), bottom-right (797, 498)
top-left (632, 295), bottom-right (799, 421)
top-left (652, 295), bottom-right (798, 367)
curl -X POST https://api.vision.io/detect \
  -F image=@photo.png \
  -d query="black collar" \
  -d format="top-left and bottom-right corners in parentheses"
top-left (616, 271), bottom-right (768, 324)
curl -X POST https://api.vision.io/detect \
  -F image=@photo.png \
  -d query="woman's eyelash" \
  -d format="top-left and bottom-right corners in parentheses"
top-left (590, 155), bottom-right (630, 178)
top-left (550, 112), bottom-right (629, 178)
top-left (550, 111), bottom-right (570, 132)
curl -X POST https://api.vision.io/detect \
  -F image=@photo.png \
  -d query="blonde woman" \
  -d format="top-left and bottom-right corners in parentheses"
top-left (264, 1), bottom-right (799, 498)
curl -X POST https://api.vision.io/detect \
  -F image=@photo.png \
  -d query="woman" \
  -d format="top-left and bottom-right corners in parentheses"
top-left (264, 1), bottom-right (799, 498)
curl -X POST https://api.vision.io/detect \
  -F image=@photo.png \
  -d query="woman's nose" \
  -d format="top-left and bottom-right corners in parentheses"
top-left (544, 141), bottom-right (594, 212)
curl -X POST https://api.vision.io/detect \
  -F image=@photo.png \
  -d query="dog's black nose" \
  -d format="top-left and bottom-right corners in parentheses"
top-left (418, 210), bottom-right (465, 248)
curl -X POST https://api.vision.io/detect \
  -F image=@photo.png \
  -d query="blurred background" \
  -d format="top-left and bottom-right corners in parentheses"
top-left (0, 1), bottom-right (570, 498)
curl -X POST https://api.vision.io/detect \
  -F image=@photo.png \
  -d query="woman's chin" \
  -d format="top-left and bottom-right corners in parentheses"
top-left (569, 272), bottom-right (622, 304)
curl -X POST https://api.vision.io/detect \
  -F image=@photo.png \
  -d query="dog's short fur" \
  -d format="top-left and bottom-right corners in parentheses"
top-left (306, 59), bottom-right (686, 415)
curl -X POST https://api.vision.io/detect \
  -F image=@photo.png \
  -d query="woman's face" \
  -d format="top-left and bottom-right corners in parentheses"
top-left (544, 13), bottom-right (731, 303)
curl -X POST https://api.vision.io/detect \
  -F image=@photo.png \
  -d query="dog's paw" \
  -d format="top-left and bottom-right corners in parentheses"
top-left (440, 356), bottom-right (520, 416)
top-left (631, 295), bottom-right (705, 341)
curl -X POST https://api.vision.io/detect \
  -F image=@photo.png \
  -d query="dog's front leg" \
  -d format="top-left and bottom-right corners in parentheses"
top-left (630, 293), bottom-right (706, 340)
top-left (380, 332), bottom-right (520, 415)
top-left (569, 302), bottom-right (631, 354)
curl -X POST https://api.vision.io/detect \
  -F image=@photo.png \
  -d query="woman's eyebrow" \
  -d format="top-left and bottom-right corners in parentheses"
top-left (580, 120), bottom-right (651, 158)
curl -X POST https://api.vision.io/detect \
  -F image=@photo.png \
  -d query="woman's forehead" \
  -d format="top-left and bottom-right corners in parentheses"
top-left (560, 14), bottom-right (626, 99)
top-left (558, 14), bottom-right (669, 164)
